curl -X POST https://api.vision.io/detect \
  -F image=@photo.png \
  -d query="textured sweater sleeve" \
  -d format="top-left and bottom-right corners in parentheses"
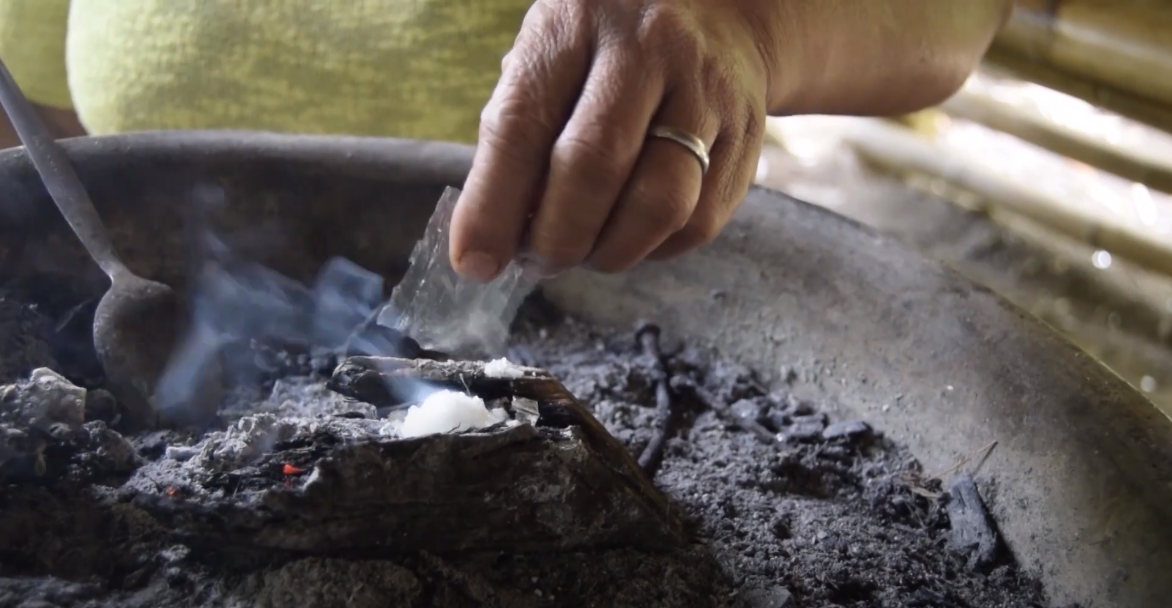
top-left (0, 0), bottom-right (72, 109)
top-left (64, 0), bottom-right (528, 143)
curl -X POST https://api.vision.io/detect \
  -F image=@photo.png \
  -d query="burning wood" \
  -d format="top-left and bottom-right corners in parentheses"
top-left (329, 356), bottom-right (568, 406)
top-left (326, 354), bottom-right (672, 500)
top-left (106, 354), bottom-right (687, 561)
top-left (331, 356), bottom-right (652, 446)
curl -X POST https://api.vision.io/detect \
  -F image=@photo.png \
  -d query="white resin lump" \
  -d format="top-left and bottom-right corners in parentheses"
top-left (399, 390), bottom-right (509, 438)
top-left (483, 357), bottom-right (526, 379)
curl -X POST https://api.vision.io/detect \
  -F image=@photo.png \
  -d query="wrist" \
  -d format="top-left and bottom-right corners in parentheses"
top-left (733, 1), bottom-right (803, 115)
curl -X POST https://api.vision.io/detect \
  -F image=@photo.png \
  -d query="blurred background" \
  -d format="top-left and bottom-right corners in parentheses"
top-left (756, 0), bottom-right (1172, 417)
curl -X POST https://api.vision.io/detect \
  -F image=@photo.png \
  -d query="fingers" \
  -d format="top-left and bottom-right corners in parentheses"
top-left (454, 0), bottom-right (765, 280)
top-left (523, 46), bottom-right (664, 275)
top-left (585, 87), bottom-right (718, 273)
top-left (648, 111), bottom-right (764, 261)
top-left (449, 1), bottom-right (590, 282)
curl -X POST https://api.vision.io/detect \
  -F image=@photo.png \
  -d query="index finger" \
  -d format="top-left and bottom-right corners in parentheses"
top-left (449, 2), bottom-right (590, 282)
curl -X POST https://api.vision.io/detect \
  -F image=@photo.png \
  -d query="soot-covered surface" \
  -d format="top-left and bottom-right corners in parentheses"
top-left (0, 283), bottom-right (1057, 608)
top-left (508, 306), bottom-right (1055, 608)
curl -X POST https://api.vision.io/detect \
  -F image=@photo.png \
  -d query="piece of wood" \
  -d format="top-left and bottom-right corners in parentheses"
top-left (329, 356), bottom-right (592, 426)
top-left (328, 356), bottom-right (662, 484)
top-left (134, 416), bottom-right (686, 563)
top-left (129, 356), bottom-right (685, 563)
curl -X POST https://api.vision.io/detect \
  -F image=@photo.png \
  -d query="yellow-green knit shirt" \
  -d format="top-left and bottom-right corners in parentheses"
top-left (0, 0), bottom-right (531, 143)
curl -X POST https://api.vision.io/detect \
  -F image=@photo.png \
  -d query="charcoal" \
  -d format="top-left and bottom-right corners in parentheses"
top-left (507, 314), bottom-right (1049, 608)
top-left (0, 369), bottom-right (90, 481)
top-left (946, 475), bottom-right (1002, 572)
top-left (237, 558), bottom-right (424, 608)
top-left (113, 358), bottom-right (684, 561)
top-left (729, 399), bottom-right (767, 425)
top-left (84, 387), bottom-right (120, 425)
top-left (789, 397), bottom-right (816, 416)
top-left (783, 413), bottom-right (828, 443)
top-left (822, 420), bottom-right (873, 442)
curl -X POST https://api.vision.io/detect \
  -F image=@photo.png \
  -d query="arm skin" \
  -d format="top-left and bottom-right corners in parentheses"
top-left (749, 0), bottom-right (1015, 117)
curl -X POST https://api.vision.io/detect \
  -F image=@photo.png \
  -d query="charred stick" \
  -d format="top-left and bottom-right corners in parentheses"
top-left (670, 376), bottom-right (778, 445)
top-left (327, 354), bottom-right (664, 491)
top-left (638, 380), bottom-right (674, 475)
top-left (331, 356), bottom-right (615, 449)
top-left (328, 356), bottom-right (600, 436)
top-left (635, 323), bottom-right (676, 476)
top-left (328, 356), bottom-right (572, 412)
top-left (331, 356), bottom-right (611, 440)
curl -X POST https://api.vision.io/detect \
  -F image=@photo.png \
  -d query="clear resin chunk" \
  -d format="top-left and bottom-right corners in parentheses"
top-left (377, 186), bottom-right (539, 355)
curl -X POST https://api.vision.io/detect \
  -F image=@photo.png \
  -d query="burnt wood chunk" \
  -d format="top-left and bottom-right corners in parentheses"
top-left (946, 475), bottom-right (1001, 572)
top-left (329, 356), bottom-right (601, 431)
top-left (129, 356), bottom-right (685, 561)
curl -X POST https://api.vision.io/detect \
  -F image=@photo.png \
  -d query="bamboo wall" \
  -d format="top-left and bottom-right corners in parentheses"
top-left (989, 0), bottom-right (1172, 133)
top-left (872, 0), bottom-right (1172, 277)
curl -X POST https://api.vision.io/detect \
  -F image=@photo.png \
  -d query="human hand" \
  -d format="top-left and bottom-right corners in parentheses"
top-left (448, 0), bottom-right (770, 281)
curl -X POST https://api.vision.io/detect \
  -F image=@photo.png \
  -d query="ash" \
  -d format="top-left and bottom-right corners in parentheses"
top-left (506, 307), bottom-right (1055, 608)
top-left (0, 286), bottom-right (1060, 608)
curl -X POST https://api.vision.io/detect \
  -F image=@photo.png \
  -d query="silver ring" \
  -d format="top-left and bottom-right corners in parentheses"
top-left (647, 125), bottom-right (710, 175)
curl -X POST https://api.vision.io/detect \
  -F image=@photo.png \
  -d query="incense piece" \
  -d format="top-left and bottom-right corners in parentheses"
top-left (377, 187), bottom-right (539, 356)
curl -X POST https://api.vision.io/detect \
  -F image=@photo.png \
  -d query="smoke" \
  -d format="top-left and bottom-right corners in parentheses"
top-left (153, 194), bottom-right (434, 424)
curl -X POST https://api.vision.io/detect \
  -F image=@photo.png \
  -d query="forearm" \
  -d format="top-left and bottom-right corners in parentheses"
top-left (751, 0), bottom-right (1014, 116)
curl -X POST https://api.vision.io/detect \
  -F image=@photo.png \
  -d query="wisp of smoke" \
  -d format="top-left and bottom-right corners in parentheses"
top-left (154, 215), bottom-right (436, 422)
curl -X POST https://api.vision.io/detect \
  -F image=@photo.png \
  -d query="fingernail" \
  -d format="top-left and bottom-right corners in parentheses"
top-left (457, 251), bottom-right (501, 282)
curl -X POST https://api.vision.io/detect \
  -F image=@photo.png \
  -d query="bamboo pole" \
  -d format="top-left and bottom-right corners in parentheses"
top-left (804, 116), bottom-right (1172, 278)
top-left (940, 81), bottom-right (1172, 194)
top-left (994, 1), bottom-right (1172, 106)
top-left (988, 0), bottom-right (1172, 133)
top-left (982, 46), bottom-right (1172, 135)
